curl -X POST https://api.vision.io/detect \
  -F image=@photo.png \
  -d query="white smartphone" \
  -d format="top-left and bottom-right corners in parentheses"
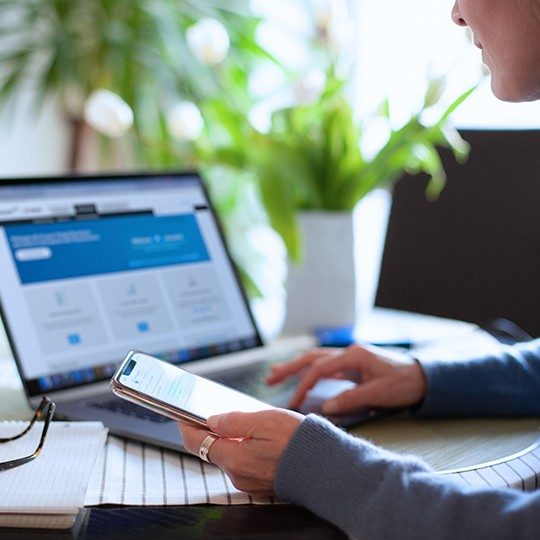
top-left (110, 350), bottom-right (272, 427)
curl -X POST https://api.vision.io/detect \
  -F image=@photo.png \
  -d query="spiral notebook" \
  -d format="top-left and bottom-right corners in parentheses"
top-left (0, 421), bottom-right (107, 529)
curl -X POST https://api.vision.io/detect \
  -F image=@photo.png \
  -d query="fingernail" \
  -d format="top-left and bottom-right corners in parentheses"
top-left (322, 400), bottom-right (338, 414)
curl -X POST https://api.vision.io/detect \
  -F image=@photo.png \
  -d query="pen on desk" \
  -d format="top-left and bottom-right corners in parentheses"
top-left (367, 341), bottom-right (414, 351)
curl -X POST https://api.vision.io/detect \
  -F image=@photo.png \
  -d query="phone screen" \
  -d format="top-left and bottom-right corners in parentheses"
top-left (117, 352), bottom-right (270, 420)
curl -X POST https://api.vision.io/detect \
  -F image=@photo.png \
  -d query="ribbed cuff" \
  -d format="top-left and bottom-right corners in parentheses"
top-left (414, 359), bottom-right (459, 417)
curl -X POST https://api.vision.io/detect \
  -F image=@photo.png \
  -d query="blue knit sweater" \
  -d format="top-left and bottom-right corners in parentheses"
top-left (275, 339), bottom-right (540, 539)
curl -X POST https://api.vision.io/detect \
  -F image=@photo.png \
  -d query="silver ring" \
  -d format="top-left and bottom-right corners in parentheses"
top-left (199, 434), bottom-right (218, 463)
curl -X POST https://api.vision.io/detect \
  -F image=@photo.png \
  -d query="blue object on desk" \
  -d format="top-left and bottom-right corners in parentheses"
top-left (315, 326), bottom-right (355, 347)
top-left (315, 326), bottom-right (414, 349)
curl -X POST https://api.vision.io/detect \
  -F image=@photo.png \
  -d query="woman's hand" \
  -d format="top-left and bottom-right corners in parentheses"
top-left (178, 409), bottom-right (304, 496)
top-left (267, 345), bottom-right (427, 415)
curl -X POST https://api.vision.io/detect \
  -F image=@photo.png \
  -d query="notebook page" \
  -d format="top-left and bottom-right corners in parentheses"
top-left (0, 421), bottom-right (107, 513)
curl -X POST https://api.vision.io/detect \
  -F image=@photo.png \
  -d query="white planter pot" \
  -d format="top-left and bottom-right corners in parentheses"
top-left (282, 189), bottom-right (392, 335)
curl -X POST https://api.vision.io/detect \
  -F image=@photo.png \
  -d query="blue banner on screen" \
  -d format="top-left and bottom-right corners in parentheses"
top-left (6, 213), bottom-right (210, 284)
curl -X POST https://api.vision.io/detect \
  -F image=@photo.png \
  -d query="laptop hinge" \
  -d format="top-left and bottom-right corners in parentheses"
top-left (30, 335), bottom-right (315, 406)
top-left (31, 380), bottom-right (112, 405)
top-left (185, 335), bottom-right (315, 375)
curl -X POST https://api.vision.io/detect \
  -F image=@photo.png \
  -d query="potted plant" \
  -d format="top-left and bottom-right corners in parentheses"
top-left (203, 72), bottom-right (475, 332)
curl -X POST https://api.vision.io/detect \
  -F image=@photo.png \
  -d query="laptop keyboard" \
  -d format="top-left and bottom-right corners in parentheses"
top-left (210, 360), bottom-right (297, 403)
top-left (92, 398), bottom-right (172, 423)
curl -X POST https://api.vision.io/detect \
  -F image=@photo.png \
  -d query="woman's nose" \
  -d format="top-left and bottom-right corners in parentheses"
top-left (451, 1), bottom-right (467, 26)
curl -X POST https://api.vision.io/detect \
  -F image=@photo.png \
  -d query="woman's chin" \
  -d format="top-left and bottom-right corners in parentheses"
top-left (490, 77), bottom-right (537, 103)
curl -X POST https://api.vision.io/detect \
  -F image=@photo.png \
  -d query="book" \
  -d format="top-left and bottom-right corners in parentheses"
top-left (0, 421), bottom-right (107, 529)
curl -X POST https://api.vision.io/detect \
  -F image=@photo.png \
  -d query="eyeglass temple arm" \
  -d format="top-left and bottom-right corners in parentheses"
top-left (0, 396), bottom-right (53, 443)
top-left (32, 401), bottom-right (56, 458)
top-left (0, 400), bottom-right (56, 472)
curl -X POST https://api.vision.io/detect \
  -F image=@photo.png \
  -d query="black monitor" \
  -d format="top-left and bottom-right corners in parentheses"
top-left (375, 129), bottom-right (540, 338)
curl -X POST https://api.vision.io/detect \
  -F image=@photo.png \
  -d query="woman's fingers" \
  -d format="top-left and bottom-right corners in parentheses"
top-left (323, 361), bottom-right (427, 413)
top-left (321, 380), bottom-right (387, 414)
top-left (266, 348), bottom-right (339, 384)
top-left (287, 347), bottom-right (373, 409)
top-left (178, 410), bottom-right (304, 496)
top-left (207, 410), bottom-right (277, 439)
top-left (179, 410), bottom-right (303, 462)
top-left (178, 421), bottom-right (214, 456)
top-left (178, 420), bottom-right (239, 466)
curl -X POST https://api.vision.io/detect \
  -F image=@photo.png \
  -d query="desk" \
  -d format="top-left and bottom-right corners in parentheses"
top-left (0, 507), bottom-right (345, 539)
top-left (351, 416), bottom-right (540, 491)
top-left (1, 348), bottom-right (539, 538)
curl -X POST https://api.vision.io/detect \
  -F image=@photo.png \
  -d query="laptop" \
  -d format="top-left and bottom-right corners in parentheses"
top-left (0, 172), bottom-right (358, 451)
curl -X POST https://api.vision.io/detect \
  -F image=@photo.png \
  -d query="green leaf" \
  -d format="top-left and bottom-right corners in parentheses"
top-left (249, 136), bottom-right (308, 260)
top-left (377, 97), bottom-right (390, 119)
top-left (0, 66), bottom-right (26, 110)
top-left (411, 142), bottom-right (447, 200)
top-left (440, 126), bottom-right (470, 163)
top-left (235, 265), bottom-right (263, 298)
top-left (438, 85), bottom-right (477, 125)
top-left (258, 170), bottom-right (301, 261)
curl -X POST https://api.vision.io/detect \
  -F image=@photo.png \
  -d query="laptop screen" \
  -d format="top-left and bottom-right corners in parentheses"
top-left (0, 173), bottom-right (262, 396)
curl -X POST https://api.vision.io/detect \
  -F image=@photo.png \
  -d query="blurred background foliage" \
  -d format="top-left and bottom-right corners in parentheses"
top-left (0, 0), bottom-right (268, 165)
top-left (205, 72), bottom-right (474, 260)
top-left (0, 0), bottom-right (474, 295)
top-left (0, 0), bottom-right (280, 296)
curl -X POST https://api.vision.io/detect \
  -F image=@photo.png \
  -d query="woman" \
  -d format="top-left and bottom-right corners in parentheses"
top-left (180, 2), bottom-right (540, 537)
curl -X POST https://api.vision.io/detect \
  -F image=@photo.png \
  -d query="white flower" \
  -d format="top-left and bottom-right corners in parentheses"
top-left (311, 0), bottom-right (350, 52)
top-left (83, 89), bottom-right (134, 138)
top-left (186, 18), bottom-right (230, 65)
top-left (293, 69), bottom-right (326, 105)
top-left (166, 101), bottom-right (204, 141)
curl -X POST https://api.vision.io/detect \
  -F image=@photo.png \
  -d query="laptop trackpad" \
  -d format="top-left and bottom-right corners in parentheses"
top-left (298, 379), bottom-right (375, 427)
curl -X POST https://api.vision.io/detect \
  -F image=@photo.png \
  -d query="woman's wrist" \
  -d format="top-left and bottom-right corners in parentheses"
top-left (406, 358), bottom-right (428, 410)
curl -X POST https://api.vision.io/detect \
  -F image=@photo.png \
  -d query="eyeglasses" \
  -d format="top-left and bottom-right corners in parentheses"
top-left (0, 396), bottom-right (56, 472)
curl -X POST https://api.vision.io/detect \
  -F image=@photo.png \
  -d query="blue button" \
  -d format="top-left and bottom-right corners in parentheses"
top-left (137, 321), bottom-right (150, 333)
top-left (67, 333), bottom-right (81, 345)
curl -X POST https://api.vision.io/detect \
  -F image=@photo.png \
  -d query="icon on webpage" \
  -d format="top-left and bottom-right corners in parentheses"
top-left (137, 321), bottom-right (150, 333)
top-left (67, 333), bottom-right (81, 345)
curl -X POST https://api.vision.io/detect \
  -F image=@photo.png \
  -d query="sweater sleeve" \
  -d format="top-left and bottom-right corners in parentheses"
top-left (416, 339), bottom-right (540, 417)
top-left (275, 414), bottom-right (540, 540)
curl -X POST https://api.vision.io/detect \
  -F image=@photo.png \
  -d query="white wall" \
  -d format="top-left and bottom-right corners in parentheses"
top-left (0, 88), bottom-right (68, 178)
top-left (0, 86), bottom-right (68, 355)
top-left (0, 82), bottom-right (69, 355)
